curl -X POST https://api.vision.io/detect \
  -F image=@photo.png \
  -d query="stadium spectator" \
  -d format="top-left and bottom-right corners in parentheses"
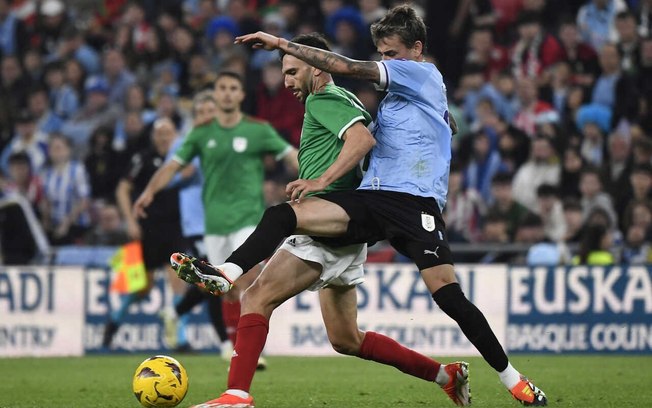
top-left (535, 184), bottom-right (566, 242)
top-left (621, 223), bottom-right (652, 264)
top-left (444, 161), bottom-right (485, 243)
top-left (465, 25), bottom-right (510, 81)
top-left (573, 223), bottom-right (616, 264)
top-left (579, 166), bottom-right (618, 226)
top-left (0, 0), bottom-right (29, 58)
top-left (592, 42), bottom-right (638, 125)
top-left (603, 132), bottom-right (632, 197)
top-left (2, 151), bottom-right (44, 214)
top-left (637, 36), bottom-right (652, 132)
top-left (562, 198), bottom-right (585, 243)
top-left (635, 0), bottom-right (652, 37)
top-left (615, 11), bottom-right (641, 74)
top-left (0, 110), bottom-right (48, 174)
top-left (512, 136), bottom-right (561, 212)
top-left (95, 48), bottom-right (136, 106)
top-left (26, 86), bottom-right (63, 135)
top-left (488, 172), bottom-right (529, 240)
top-left (22, 48), bottom-right (45, 84)
top-left (45, 25), bottom-right (101, 76)
top-left (577, 0), bottom-right (628, 51)
top-left (83, 202), bottom-right (129, 246)
top-left (616, 163), bottom-right (652, 226)
top-left (560, 146), bottom-right (586, 199)
top-left (510, 11), bottom-right (563, 81)
top-left (35, 0), bottom-right (68, 56)
top-left (623, 199), bottom-right (652, 237)
top-left (1, 55), bottom-right (30, 118)
top-left (480, 212), bottom-right (510, 244)
top-left (44, 61), bottom-right (79, 120)
top-left (63, 58), bottom-right (87, 102)
top-left (40, 133), bottom-right (91, 245)
top-left (464, 130), bottom-right (509, 203)
top-left (84, 126), bottom-right (123, 203)
top-left (255, 59), bottom-right (304, 148)
top-left (577, 108), bottom-right (609, 166)
top-left (513, 77), bottom-right (559, 137)
top-left (557, 17), bottom-right (600, 86)
top-left (60, 76), bottom-right (122, 155)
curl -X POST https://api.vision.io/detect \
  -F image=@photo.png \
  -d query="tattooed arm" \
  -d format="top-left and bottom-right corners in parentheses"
top-left (235, 31), bottom-right (380, 83)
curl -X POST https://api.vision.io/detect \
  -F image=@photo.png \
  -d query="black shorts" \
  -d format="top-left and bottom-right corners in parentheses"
top-left (315, 190), bottom-right (453, 270)
top-left (140, 220), bottom-right (185, 271)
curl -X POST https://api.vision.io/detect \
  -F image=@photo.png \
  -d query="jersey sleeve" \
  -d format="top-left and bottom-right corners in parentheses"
top-left (258, 123), bottom-right (292, 160)
top-left (307, 92), bottom-right (367, 139)
top-left (172, 127), bottom-right (200, 165)
top-left (375, 59), bottom-right (437, 99)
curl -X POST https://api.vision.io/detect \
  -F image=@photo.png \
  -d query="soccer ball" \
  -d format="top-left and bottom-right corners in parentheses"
top-left (132, 355), bottom-right (188, 407)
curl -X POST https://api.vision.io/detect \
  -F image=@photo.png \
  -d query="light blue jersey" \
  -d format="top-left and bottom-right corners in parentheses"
top-left (359, 59), bottom-right (452, 210)
top-left (167, 137), bottom-right (205, 238)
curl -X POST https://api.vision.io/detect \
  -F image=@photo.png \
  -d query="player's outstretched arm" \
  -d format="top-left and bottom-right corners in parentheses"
top-left (286, 121), bottom-right (375, 202)
top-left (235, 31), bottom-right (380, 83)
top-left (133, 160), bottom-right (182, 218)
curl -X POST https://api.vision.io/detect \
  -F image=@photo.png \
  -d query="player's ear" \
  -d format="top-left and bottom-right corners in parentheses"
top-left (312, 66), bottom-right (323, 77)
top-left (412, 40), bottom-right (423, 57)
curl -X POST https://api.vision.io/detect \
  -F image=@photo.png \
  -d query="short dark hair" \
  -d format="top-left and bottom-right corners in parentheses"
top-left (215, 71), bottom-right (245, 88)
top-left (492, 172), bottom-right (513, 185)
top-left (562, 198), bottom-right (582, 212)
top-left (8, 151), bottom-right (31, 166)
top-left (537, 184), bottom-right (558, 198)
top-left (370, 5), bottom-right (427, 51)
top-left (280, 32), bottom-right (331, 61)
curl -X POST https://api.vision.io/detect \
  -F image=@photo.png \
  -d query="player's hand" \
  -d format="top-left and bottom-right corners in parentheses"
top-left (133, 191), bottom-right (154, 218)
top-left (286, 178), bottom-right (328, 202)
top-left (234, 31), bottom-right (281, 50)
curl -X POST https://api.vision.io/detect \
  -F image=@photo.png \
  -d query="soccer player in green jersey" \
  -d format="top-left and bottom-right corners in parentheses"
top-left (173, 33), bottom-right (470, 408)
top-left (134, 71), bottom-right (298, 358)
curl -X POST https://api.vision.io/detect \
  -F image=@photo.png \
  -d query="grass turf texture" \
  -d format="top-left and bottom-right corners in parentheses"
top-left (1, 354), bottom-right (650, 407)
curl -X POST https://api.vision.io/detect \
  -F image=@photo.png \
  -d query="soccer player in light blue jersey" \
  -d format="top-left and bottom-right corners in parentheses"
top-left (175, 5), bottom-right (547, 406)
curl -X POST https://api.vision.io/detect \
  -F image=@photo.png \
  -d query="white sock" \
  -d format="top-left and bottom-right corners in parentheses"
top-left (498, 362), bottom-right (521, 389)
top-left (219, 262), bottom-right (244, 282)
top-left (225, 389), bottom-right (249, 399)
top-left (434, 365), bottom-right (450, 386)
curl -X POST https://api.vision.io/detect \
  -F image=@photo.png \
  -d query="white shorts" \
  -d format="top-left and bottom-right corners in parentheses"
top-left (278, 235), bottom-right (367, 291)
top-left (204, 226), bottom-right (256, 265)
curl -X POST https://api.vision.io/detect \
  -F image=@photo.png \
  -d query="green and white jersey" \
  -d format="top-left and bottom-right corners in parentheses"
top-left (300, 83), bottom-right (372, 193)
top-left (174, 115), bottom-right (291, 235)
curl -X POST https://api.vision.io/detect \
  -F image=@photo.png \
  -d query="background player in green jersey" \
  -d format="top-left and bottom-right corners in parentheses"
top-left (177, 33), bottom-right (470, 408)
top-left (133, 71), bottom-right (298, 360)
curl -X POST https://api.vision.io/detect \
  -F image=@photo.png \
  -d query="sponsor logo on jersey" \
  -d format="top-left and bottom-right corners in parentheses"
top-left (233, 137), bottom-right (247, 152)
top-left (421, 213), bottom-right (435, 232)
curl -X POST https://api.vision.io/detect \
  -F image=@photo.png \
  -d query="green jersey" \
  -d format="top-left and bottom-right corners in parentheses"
top-left (174, 115), bottom-right (291, 234)
top-left (300, 83), bottom-right (372, 193)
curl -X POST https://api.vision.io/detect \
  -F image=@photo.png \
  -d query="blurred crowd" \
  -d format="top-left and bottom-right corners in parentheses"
top-left (0, 0), bottom-right (651, 266)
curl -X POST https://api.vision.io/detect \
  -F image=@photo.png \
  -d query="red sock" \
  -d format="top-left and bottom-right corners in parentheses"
top-left (222, 300), bottom-right (241, 345)
top-left (359, 331), bottom-right (441, 381)
top-left (227, 313), bottom-right (269, 392)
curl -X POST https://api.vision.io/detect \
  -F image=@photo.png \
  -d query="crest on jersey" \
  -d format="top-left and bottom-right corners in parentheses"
top-left (421, 213), bottom-right (435, 232)
top-left (206, 139), bottom-right (217, 148)
top-left (233, 137), bottom-right (247, 152)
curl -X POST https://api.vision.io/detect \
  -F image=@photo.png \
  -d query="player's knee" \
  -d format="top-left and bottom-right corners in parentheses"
top-left (329, 332), bottom-right (363, 356)
top-left (330, 339), bottom-right (359, 356)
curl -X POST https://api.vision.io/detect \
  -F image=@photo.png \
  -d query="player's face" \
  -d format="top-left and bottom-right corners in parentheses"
top-left (376, 34), bottom-right (422, 61)
top-left (214, 76), bottom-right (245, 113)
top-left (282, 54), bottom-right (312, 103)
top-left (194, 100), bottom-right (217, 125)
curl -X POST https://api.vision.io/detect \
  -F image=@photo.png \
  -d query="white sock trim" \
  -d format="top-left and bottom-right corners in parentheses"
top-left (220, 262), bottom-right (244, 282)
top-left (434, 365), bottom-right (450, 386)
top-left (225, 389), bottom-right (249, 399)
top-left (498, 362), bottom-right (521, 389)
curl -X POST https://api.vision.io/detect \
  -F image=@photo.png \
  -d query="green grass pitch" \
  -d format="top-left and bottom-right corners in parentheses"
top-left (1, 354), bottom-right (650, 407)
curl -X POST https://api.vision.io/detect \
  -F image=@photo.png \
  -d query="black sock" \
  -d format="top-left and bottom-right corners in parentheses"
top-left (206, 294), bottom-right (228, 342)
top-left (226, 203), bottom-right (297, 273)
top-left (432, 283), bottom-right (508, 372)
top-left (175, 285), bottom-right (206, 316)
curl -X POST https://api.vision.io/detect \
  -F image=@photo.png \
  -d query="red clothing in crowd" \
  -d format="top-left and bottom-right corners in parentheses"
top-left (255, 85), bottom-right (304, 148)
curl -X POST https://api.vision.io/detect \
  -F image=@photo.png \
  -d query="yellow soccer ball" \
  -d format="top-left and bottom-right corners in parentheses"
top-left (132, 355), bottom-right (188, 407)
